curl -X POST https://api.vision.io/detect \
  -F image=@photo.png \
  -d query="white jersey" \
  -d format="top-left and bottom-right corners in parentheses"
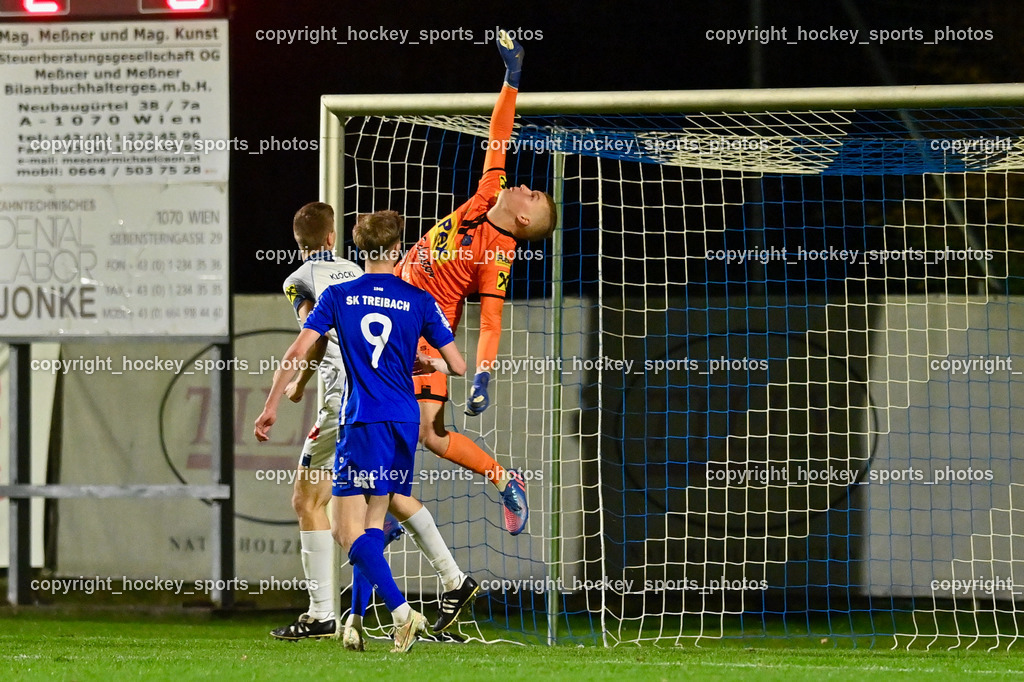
top-left (283, 252), bottom-right (362, 405)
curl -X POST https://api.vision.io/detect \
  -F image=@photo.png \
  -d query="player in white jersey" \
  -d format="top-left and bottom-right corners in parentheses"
top-left (267, 202), bottom-right (478, 647)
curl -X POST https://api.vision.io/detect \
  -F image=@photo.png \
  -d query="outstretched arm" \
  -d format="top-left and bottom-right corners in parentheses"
top-left (466, 295), bottom-right (504, 416)
top-left (254, 327), bottom-right (322, 441)
top-left (285, 299), bottom-right (327, 402)
top-left (465, 31), bottom-right (523, 416)
top-left (482, 31), bottom-right (524, 176)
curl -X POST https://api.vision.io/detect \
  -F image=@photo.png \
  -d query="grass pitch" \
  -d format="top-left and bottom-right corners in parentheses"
top-left (2, 610), bottom-right (1024, 681)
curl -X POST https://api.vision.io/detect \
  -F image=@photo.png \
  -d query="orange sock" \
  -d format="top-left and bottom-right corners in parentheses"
top-left (441, 432), bottom-right (507, 490)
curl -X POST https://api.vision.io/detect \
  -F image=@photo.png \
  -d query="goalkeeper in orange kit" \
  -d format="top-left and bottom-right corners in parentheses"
top-left (397, 30), bottom-right (557, 537)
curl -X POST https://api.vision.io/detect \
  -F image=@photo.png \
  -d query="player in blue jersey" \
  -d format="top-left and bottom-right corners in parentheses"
top-left (255, 210), bottom-right (466, 653)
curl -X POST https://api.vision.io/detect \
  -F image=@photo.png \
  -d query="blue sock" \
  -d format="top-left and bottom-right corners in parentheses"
top-left (348, 527), bottom-right (406, 611)
top-left (351, 565), bottom-right (371, 617)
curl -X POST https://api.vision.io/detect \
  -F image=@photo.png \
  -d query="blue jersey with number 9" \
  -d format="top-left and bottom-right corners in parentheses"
top-left (303, 272), bottom-right (454, 425)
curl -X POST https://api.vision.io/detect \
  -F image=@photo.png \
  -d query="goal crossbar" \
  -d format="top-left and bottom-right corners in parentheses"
top-left (319, 82), bottom-right (1024, 220)
top-left (321, 82), bottom-right (1024, 117)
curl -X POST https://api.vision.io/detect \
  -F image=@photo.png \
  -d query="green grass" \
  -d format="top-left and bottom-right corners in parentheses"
top-left (3, 610), bottom-right (1024, 680)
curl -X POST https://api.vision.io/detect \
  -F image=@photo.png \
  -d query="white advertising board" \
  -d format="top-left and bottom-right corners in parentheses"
top-left (0, 184), bottom-right (228, 337)
top-left (0, 20), bottom-right (229, 183)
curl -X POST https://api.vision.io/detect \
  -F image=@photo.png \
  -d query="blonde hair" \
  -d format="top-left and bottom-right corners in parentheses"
top-left (352, 210), bottom-right (404, 261)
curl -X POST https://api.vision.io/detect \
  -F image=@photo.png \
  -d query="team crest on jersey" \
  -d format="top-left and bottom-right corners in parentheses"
top-left (458, 213), bottom-right (488, 247)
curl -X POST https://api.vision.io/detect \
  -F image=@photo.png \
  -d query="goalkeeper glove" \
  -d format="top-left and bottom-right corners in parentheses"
top-left (496, 29), bottom-right (524, 89)
top-left (465, 371), bottom-right (491, 416)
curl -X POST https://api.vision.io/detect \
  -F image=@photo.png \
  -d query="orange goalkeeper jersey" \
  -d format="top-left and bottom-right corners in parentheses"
top-left (396, 167), bottom-right (516, 327)
top-left (396, 84), bottom-right (519, 372)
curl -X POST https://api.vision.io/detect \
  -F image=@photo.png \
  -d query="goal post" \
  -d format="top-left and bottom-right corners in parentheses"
top-left (319, 83), bottom-right (1024, 648)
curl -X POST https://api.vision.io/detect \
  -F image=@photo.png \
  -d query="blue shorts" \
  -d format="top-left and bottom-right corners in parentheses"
top-left (333, 421), bottom-right (418, 497)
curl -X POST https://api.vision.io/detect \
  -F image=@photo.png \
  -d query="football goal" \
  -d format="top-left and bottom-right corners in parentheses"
top-left (320, 83), bottom-right (1024, 648)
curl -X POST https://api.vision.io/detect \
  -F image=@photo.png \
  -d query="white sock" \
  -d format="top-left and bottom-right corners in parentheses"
top-left (299, 529), bottom-right (335, 620)
top-left (403, 506), bottom-right (465, 592)
top-left (391, 601), bottom-right (412, 624)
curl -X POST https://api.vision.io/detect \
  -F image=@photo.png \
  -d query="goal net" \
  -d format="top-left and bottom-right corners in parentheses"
top-left (327, 87), bottom-right (1024, 648)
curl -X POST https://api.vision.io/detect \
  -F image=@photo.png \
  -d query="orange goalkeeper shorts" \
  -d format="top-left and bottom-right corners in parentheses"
top-left (413, 337), bottom-right (448, 403)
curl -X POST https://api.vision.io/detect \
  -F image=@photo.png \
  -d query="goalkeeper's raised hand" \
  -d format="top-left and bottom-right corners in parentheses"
top-left (496, 29), bottom-right (524, 89)
top-left (465, 371), bottom-right (491, 416)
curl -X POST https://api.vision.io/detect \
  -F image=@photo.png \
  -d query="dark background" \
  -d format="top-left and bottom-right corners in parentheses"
top-left (223, 0), bottom-right (1022, 293)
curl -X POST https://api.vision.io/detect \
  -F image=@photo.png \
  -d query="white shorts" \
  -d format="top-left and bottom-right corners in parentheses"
top-left (299, 394), bottom-right (340, 471)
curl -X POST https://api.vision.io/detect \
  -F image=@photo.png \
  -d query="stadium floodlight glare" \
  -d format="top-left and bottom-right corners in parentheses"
top-left (320, 83), bottom-right (1024, 648)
